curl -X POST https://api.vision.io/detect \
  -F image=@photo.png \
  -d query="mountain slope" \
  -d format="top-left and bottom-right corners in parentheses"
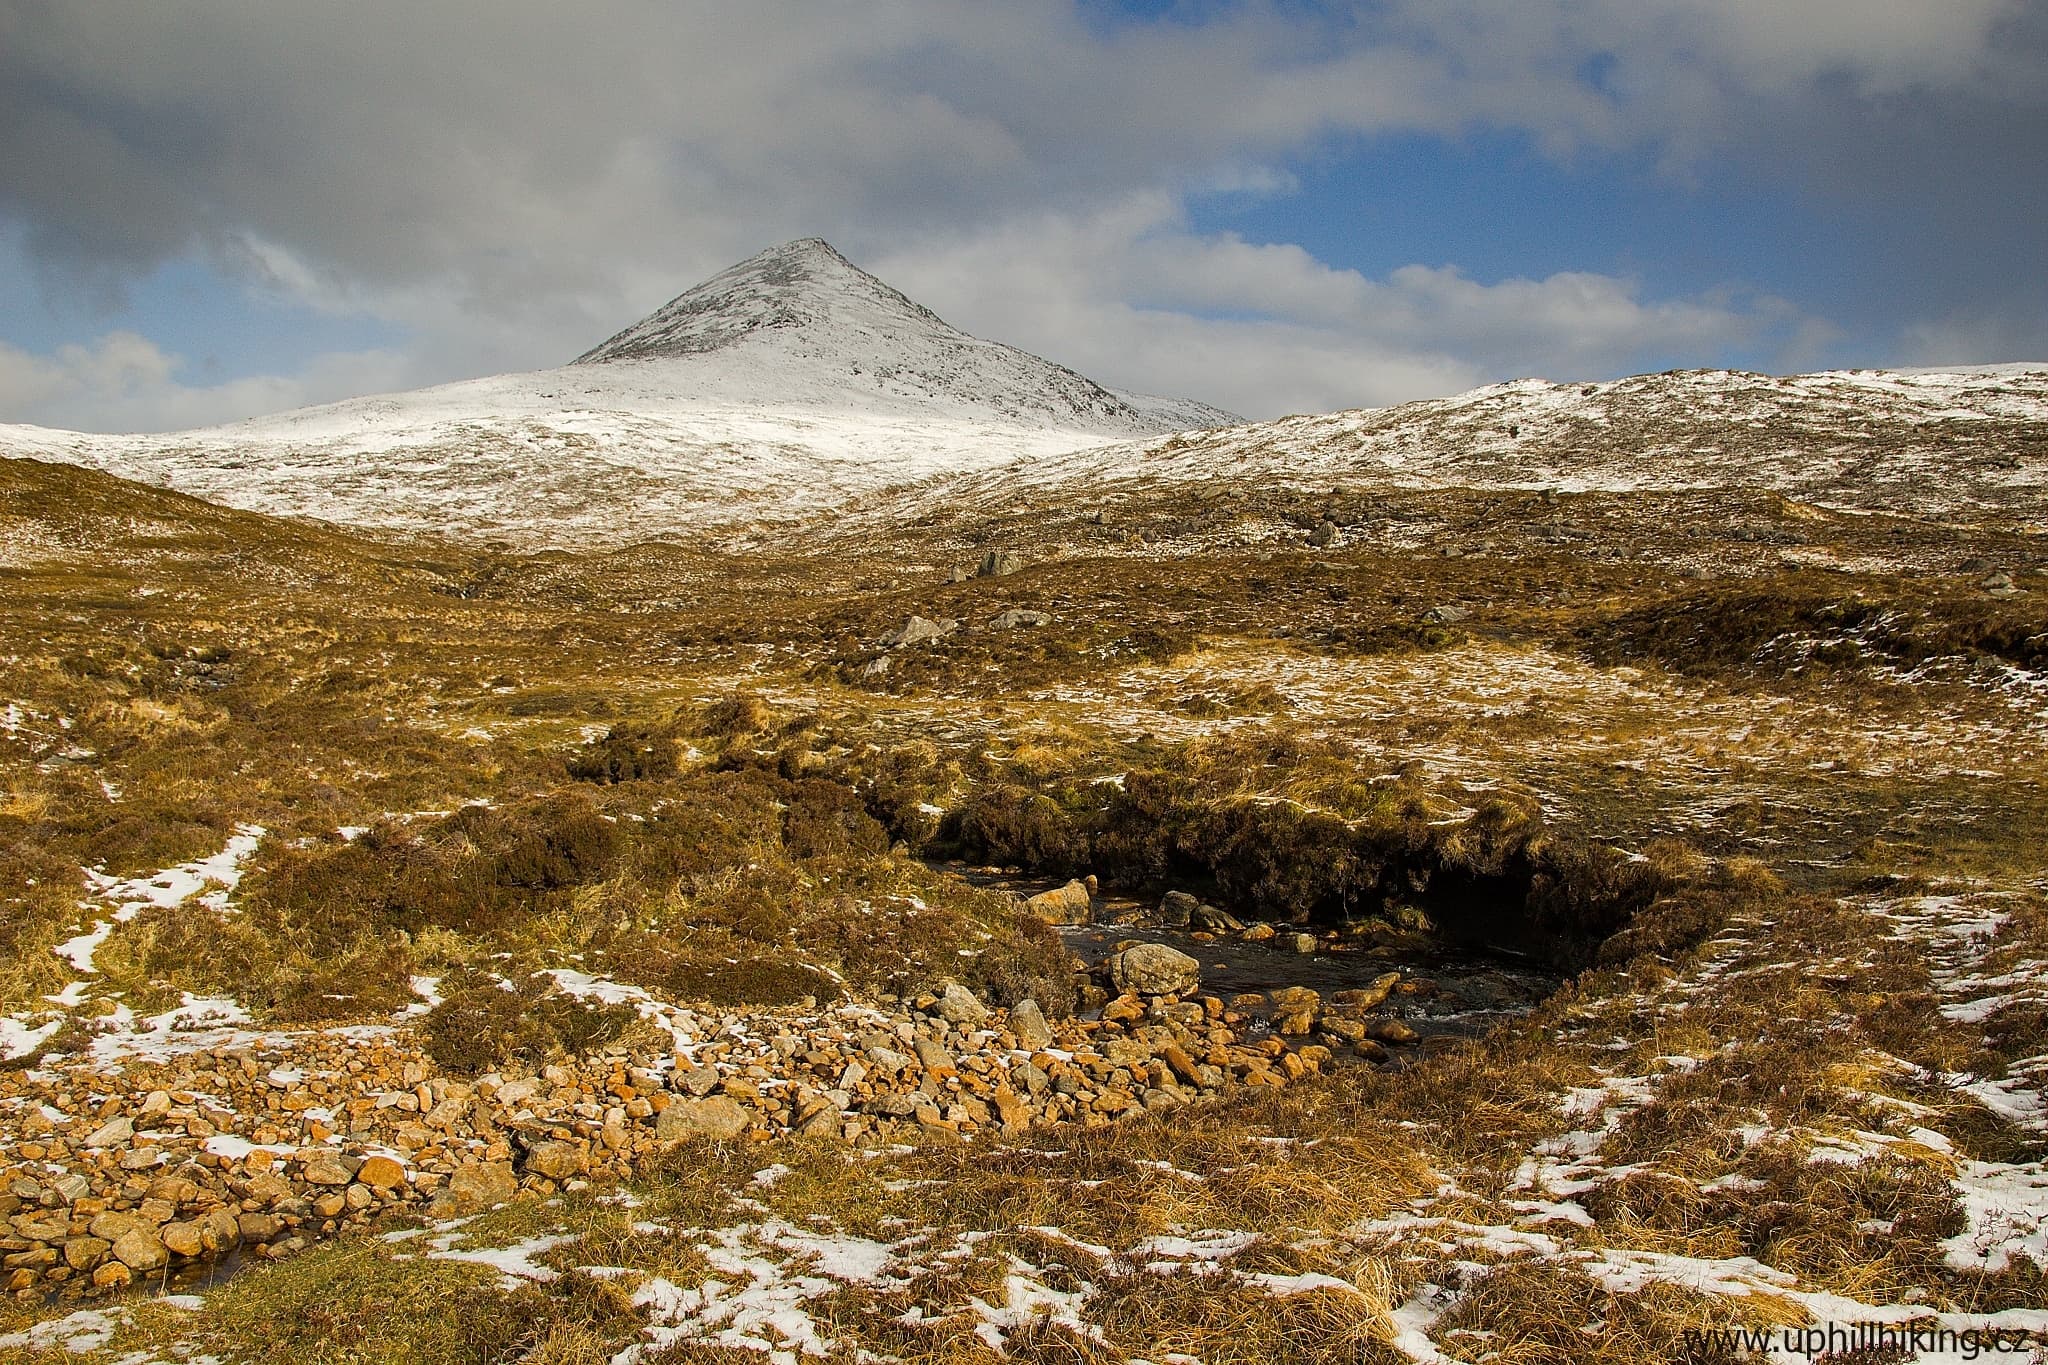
top-left (0, 240), bottom-right (1236, 545)
top-left (930, 364), bottom-right (2048, 526)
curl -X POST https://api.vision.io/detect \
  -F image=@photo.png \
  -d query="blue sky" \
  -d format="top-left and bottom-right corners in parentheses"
top-left (2, 1), bottom-right (2043, 429)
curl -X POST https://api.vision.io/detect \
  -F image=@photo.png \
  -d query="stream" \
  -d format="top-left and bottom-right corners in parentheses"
top-left (933, 862), bottom-right (1565, 1050)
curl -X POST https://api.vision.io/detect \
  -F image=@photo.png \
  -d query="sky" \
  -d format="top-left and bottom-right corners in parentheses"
top-left (1, 0), bottom-right (2044, 432)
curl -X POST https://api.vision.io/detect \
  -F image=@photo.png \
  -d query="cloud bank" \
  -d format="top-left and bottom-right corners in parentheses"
top-left (1, 1), bottom-right (2040, 429)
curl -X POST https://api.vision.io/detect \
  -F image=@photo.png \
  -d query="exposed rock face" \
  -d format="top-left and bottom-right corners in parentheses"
top-left (977, 550), bottom-right (1027, 578)
top-left (1022, 880), bottom-right (1093, 925)
top-left (1107, 944), bottom-right (1201, 998)
top-left (881, 616), bottom-right (957, 648)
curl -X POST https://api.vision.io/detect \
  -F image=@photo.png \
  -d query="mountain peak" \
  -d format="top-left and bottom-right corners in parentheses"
top-left (566, 239), bottom-right (1240, 432)
top-left (573, 237), bottom-right (948, 365)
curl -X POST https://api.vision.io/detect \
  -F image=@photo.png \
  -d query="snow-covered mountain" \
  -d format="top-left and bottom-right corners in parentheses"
top-left (0, 239), bottom-right (1236, 544)
top-left (932, 364), bottom-right (2048, 525)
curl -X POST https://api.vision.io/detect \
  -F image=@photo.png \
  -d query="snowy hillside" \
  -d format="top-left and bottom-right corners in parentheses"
top-left (0, 239), bottom-right (1236, 545)
top-left (937, 364), bottom-right (2048, 524)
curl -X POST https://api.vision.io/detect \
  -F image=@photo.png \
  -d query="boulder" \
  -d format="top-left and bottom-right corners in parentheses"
top-left (62, 1237), bottom-right (108, 1271)
top-left (111, 1228), bottom-right (167, 1272)
top-left (655, 1096), bottom-right (751, 1141)
top-left (1290, 933), bottom-right (1318, 954)
top-left (990, 609), bottom-right (1052, 630)
top-left (1308, 520), bottom-right (1338, 548)
top-left (1107, 944), bottom-right (1200, 998)
top-left (1156, 890), bottom-right (1198, 927)
top-left (1270, 987), bottom-right (1321, 1036)
top-left (977, 550), bottom-right (1026, 578)
top-left (435, 1161), bottom-right (518, 1215)
top-left (1332, 973), bottom-right (1401, 1013)
top-left (301, 1152), bottom-right (358, 1186)
top-left (1023, 880), bottom-right (1093, 925)
top-left (881, 615), bottom-right (957, 649)
top-left (356, 1155), bottom-right (406, 1190)
top-left (160, 1222), bottom-right (205, 1258)
top-left (83, 1116), bottom-right (134, 1149)
top-left (1367, 1017), bottom-right (1420, 1045)
top-left (524, 1141), bottom-right (588, 1181)
top-left (1190, 903), bottom-right (1242, 934)
top-left (1008, 999), bottom-right (1055, 1050)
top-left (932, 982), bottom-right (989, 1026)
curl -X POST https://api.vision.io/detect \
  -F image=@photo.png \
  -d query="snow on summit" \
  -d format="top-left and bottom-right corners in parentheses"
top-left (0, 239), bottom-right (1236, 545)
top-left (576, 238), bottom-right (1230, 433)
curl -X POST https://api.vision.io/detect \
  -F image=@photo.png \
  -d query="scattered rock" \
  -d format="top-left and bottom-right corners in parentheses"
top-left (1332, 973), bottom-right (1401, 1012)
top-left (1367, 1017), bottom-right (1419, 1045)
top-left (1423, 604), bottom-right (1470, 625)
top-left (301, 1152), bottom-right (358, 1186)
top-left (1308, 520), bottom-right (1338, 548)
top-left (356, 1155), bottom-right (406, 1190)
top-left (1289, 933), bottom-right (1318, 954)
top-left (62, 1237), bottom-right (108, 1271)
top-left (160, 1222), bottom-right (205, 1258)
top-left (1190, 903), bottom-right (1242, 934)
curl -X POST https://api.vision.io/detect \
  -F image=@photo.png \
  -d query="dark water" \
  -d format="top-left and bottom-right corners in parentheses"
top-left (936, 863), bottom-right (1564, 1046)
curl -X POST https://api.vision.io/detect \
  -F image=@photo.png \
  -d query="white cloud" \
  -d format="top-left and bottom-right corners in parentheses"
top-left (0, 332), bottom-right (409, 433)
top-left (877, 199), bottom-right (1811, 418)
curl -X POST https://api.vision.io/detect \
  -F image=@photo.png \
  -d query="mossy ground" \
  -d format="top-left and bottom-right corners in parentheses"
top-left (1, 454), bottom-right (2044, 1360)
